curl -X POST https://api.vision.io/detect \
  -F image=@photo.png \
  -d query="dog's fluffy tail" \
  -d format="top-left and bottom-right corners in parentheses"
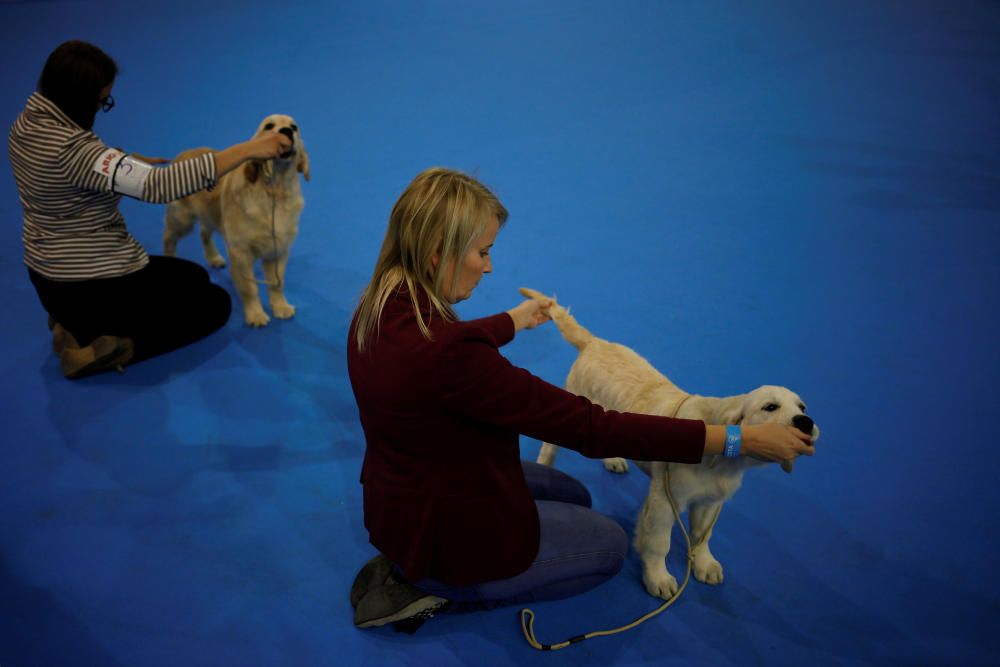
top-left (519, 287), bottom-right (594, 351)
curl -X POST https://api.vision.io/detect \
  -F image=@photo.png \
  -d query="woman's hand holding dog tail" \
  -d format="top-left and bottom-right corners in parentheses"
top-left (507, 298), bottom-right (553, 333)
top-left (739, 423), bottom-right (814, 464)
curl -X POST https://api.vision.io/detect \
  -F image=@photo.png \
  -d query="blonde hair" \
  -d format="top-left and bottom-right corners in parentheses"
top-left (354, 167), bottom-right (508, 351)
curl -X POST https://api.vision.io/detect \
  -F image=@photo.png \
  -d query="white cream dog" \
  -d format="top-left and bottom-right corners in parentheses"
top-left (521, 287), bottom-right (820, 600)
top-left (163, 114), bottom-right (310, 326)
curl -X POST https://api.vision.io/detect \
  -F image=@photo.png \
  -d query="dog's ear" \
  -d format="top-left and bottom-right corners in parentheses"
top-left (244, 161), bottom-right (260, 185)
top-left (719, 404), bottom-right (744, 425)
top-left (716, 392), bottom-right (747, 425)
top-left (297, 145), bottom-right (311, 182)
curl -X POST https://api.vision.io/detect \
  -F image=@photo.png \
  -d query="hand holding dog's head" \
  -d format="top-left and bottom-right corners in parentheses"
top-left (739, 386), bottom-right (819, 473)
top-left (250, 114), bottom-right (310, 182)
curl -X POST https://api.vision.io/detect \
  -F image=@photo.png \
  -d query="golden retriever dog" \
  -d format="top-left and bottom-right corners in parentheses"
top-left (520, 287), bottom-right (820, 600)
top-left (163, 114), bottom-right (310, 326)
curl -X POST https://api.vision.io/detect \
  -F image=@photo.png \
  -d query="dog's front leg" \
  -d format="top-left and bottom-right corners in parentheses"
top-left (689, 501), bottom-right (725, 585)
top-left (536, 442), bottom-right (558, 466)
top-left (635, 462), bottom-right (680, 599)
top-left (262, 254), bottom-right (295, 319)
top-left (228, 247), bottom-right (269, 327)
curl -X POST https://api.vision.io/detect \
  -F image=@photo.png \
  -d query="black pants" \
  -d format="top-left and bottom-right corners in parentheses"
top-left (29, 256), bottom-right (231, 365)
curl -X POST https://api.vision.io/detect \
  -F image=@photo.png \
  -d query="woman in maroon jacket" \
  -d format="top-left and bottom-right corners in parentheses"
top-left (347, 167), bottom-right (813, 630)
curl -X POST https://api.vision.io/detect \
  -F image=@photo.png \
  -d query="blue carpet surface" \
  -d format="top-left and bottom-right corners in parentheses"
top-left (1, 1), bottom-right (998, 665)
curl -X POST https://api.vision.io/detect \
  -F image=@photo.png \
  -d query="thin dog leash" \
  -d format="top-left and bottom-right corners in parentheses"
top-left (520, 465), bottom-right (723, 650)
top-left (246, 128), bottom-right (295, 290)
top-left (520, 392), bottom-right (722, 651)
top-left (241, 170), bottom-right (282, 290)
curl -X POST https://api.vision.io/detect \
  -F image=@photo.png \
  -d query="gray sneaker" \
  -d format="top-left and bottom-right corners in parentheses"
top-left (349, 554), bottom-right (394, 609)
top-left (353, 582), bottom-right (448, 629)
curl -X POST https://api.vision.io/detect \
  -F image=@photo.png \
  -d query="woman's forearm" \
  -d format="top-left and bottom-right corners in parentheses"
top-left (213, 143), bottom-right (255, 179)
top-left (704, 424), bottom-right (726, 456)
top-left (213, 133), bottom-right (291, 179)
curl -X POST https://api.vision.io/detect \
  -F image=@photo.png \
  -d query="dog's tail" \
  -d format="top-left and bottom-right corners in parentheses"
top-left (519, 287), bottom-right (594, 351)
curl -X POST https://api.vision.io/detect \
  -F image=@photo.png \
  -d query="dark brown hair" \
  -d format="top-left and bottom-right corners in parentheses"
top-left (37, 40), bottom-right (118, 131)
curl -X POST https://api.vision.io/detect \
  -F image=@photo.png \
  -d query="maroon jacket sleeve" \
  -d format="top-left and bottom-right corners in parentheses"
top-left (438, 313), bottom-right (705, 463)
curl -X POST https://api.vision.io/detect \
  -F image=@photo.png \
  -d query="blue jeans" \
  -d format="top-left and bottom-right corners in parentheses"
top-left (412, 461), bottom-right (628, 612)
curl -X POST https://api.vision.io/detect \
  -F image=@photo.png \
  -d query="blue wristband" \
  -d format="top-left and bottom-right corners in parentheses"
top-left (724, 425), bottom-right (742, 458)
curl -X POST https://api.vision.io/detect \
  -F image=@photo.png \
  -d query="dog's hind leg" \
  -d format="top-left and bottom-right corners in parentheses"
top-left (635, 462), bottom-right (681, 599)
top-left (262, 253), bottom-right (295, 319)
top-left (199, 224), bottom-right (226, 268)
top-left (689, 501), bottom-right (725, 585)
top-left (603, 456), bottom-right (629, 473)
top-left (163, 204), bottom-right (195, 257)
top-left (536, 442), bottom-right (559, 466)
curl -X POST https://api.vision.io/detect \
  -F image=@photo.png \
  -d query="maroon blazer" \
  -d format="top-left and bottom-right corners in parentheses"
top-left (347, 286), bottom-right (706, 586)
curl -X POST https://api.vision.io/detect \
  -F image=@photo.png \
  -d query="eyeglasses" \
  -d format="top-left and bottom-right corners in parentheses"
top-left (99, 95), bottom-right (115, 113)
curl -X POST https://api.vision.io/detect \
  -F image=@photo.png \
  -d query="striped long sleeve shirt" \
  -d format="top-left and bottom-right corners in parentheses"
top-left (8, 92), bottom-right (218, 280)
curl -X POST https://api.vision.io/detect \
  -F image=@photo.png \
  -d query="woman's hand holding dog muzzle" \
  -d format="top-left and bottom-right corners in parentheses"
top-left (246, 132), bottom-right (292, 160)
top-left (741, 423), bottom-right (814, 464)
top-left (213, 133), bottom-right (294, 179)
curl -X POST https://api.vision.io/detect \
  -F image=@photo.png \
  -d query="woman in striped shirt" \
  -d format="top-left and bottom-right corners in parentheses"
top-left (8, 40), bottom-right (292, 378)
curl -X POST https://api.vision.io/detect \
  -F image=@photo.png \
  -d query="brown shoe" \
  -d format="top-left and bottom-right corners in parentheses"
top-left (60, 336), bottom-right (135, 379)
top-left (51, 323), bottom-right (80, 355)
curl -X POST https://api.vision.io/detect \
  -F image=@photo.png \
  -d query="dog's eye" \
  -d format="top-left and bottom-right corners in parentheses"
top-left (763, 403), bottom-right (779, 412)
top-left (291, 124), bottom-right (298, 132)
top-left (263, 122), bottom-right (275, 130)
top-left (798, 403), bottom-right (806, 412)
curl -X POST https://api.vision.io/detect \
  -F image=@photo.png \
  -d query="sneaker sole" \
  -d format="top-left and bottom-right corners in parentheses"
top-left (355, 596), bottom-right (447, 629)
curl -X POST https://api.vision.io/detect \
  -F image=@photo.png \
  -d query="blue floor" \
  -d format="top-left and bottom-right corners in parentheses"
top-left (2, 1), bottom-right (998, 665)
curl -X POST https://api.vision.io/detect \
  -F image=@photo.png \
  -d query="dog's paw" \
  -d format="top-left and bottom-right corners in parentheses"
top-left (271, 302), bottom-right (296, 320)
top-left (603, 457), bottom-right (629, 474)
top-left (207, 256), bottom-right (226, 269)
top-left (244, 306), bottom-right (271, 327)
top-left (536, 446), bottom-right (556, 467)
top-left (694, 556), bottom-right (724, 585)
top-left (643, 570), bottom-right (679, 600)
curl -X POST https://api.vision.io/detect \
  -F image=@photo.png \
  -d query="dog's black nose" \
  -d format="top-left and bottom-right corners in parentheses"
top-left (277, 127), bottom-right (295, 158)
top-left (792, 414), bottom-right (814, 436)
